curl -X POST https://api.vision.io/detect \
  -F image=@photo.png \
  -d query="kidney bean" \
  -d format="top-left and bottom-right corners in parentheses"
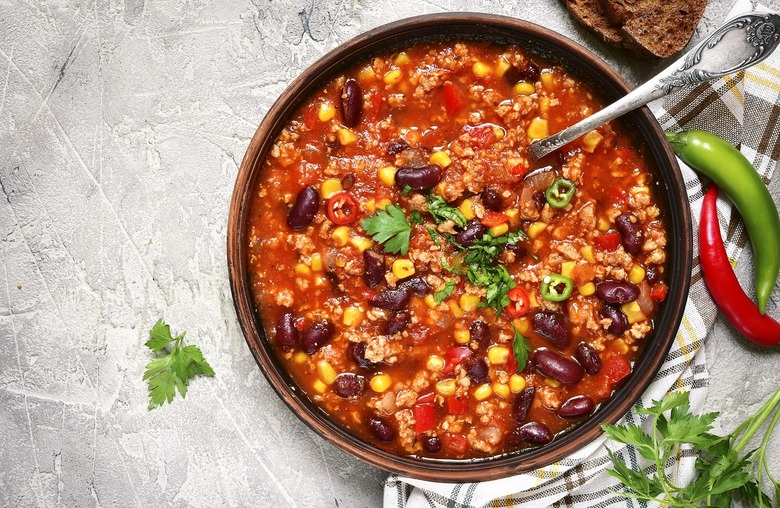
top-left (558, 395), bottom-right (595, 418)
top-left (398, 275), bottom-right (432, 296)
top-left (348, 342), bottom-right (377, 369)
top-left (333, 373), bottom-right (366, 398)
top-left (454, 219), bottom-right (488, 247)
top-left (463, 357), bottom-right (489, 384)
top-left (532, 190), bottom-right (547, 209)
top-left (274, 312), bottom-right (296, 351)
top-left (512, 386), bottom-right (535, 422)
top-left (532, 349), bottom-right (583, 385)
top-left (395, 165), bottom-right (441, 191)
top-left (341, 171), bottom-right (356, 191)
top-left (532, 311), bottom-right (570, 348)
top-left (300, 320), bottom-right (335, 354)
top-left (341, 78), bottom-right (362, 127)
top-left (481, 188), bottom-right (502, 211)
top-left (363, 250), bottom-right (385, 288)
top-left (422, 435), bottom-right (442, 453)
top-left (596, 280), bottom-right (640, 304)
top-left (575, 343), bottom-right (602, 375)
top-left (645, 266), bottom-right (660, 285)
top-left (469, 320), bottom-right (490, 343)
top-left (516, 421), bottom-right (552, 444)
top-left (385, 311), bottom-right (409, 335)
top-left (615, 212), bottom-right (643, 254)
top-left (386, 140), bottom-right (409, 156)
top-left (369, 286), bottom-right (411, 311)
top-left (368, 417), bottom-right (395, 442)
top-left (286, 186), bottom-right (319, 231)
top-left (601, 304), bottom-right (629, 335)
top-left (505, 243), bottom-right (527, 259)
top-left (504, 62), bottom-right (540, 85)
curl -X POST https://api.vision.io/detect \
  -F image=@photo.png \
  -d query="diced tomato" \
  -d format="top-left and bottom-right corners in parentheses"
top-left (371, 93), bottom-right (384, 120)
top-left (442, 82), bottom-right (464, 115)
top-left (413, 404), bottom-right (436, 434)
top-left (510, 162), bottom-right (528, 179)
top-left (506, 349), bottom-right (518, 373)
top-left (442, 433), bottom-right (469, 455)
top-left (505, 286), bottom-right (531, 318)
top-left (570, 264), bottom-right (596, 287)
top-left (447, 396), bottom-right (468, 415)
top-left (463, 124), bottom-right (496, 149)
top-left (303, 103), bottom-right (318, 130)
top-left (442, 346), bottom-right (473, 374)
top-left (480, 211), bottom-right (510, 227)
top-left (611, 188), bottom-right (629, 206)
top-left (603, 355), bottom-right (632, 384)
top-left (326, 192), bottom-right (360, 225)
top-left (594, 232), bottom-right (621, 251)
top-left (650, 283), bottom-right (668, 302)
top-left (416, 392), bottom-right (435, 405)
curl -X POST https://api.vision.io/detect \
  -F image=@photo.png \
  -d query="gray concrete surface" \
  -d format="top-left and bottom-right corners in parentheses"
top-left (1, 0), bottom-right (779, 506)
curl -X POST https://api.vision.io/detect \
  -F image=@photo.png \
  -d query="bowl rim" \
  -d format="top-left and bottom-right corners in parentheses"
top-left (227, 12), bottom-right (692, 482)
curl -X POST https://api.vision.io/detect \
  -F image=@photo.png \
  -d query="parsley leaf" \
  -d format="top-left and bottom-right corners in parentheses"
top-left (143, 319), bottom-right (215, 410)
top-left (409, 210), bottom-right (424, 225)
top-left (426, 194), bottom-right (467, 228)
top-left (511, 324), bottom-right (531, 373)
top-left (434, 280), bottom-right (457, 303)
top-left (361, 205), bottom-right (413, 255)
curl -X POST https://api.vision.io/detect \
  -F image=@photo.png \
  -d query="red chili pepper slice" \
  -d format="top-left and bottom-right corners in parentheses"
top-left (442, 82), bottom-right (464, 115)
top-left (603, 355), bottom-right (631, 384)
top-left (326, 192), bottom-right (360, 225)
top-left (699, 185), bottom-right (780, 347)
top-left (442, 346), bottom-right (473, 374)
top-left (594, 231), bottom-right (621, 251)
top-left (416, 392), bottom-right (435, 405)
top-left (480, 210), bottom-right (510, 227)
top-left (442, 433), bottom-right (468, 455)
top-left (505, 286), bottom-right (531, 318)
top-left (413, 404), bottom-right (436, 434)
top-left (447, 396), bottom-right (468, 415)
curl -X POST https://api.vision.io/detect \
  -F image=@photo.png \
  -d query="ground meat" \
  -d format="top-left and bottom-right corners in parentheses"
top-left (274, 289), bottom-right (294, 307)
top-left (365, 334), bottom-right (405, 364)
top-left (395, 409), bottom-right (417, 451)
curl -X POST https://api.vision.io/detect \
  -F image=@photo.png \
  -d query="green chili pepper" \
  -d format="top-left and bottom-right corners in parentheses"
top-left (545, 178), bottom-right (576, 209)
top-left (540, 274), bottom-right (574, 302)
top-left (666, 130), bottom-right (780, 314)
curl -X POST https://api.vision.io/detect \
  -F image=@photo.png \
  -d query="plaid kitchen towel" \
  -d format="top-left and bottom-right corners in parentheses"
top-left (384, 0), bottom-right (780, 506)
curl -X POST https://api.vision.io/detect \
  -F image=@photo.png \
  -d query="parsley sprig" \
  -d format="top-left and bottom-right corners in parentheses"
top-left (511, 324), bottom-right (531, 372)
top-left (144, 319), bottom-right (215, 410)
top-left (361, 204), bottom-right (413, 255)
top-left (426, 194), bottom-right (467, 228)
top-left (603, 388), bottom-right (780, 507)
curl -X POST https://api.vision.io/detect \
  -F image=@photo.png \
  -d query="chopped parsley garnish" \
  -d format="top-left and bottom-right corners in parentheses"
top-left (426, 227), bottom-right (441, 245)
top-left (401, 185), bottom-right (413, 196)
top-left (409, 209), bottom-right (424, 225)
top-left (434, 279), bottom-right (457, 304)
top-left (361, 204), bottom-right (413, 255)
top-left (426, 194), bottom-right (467, 228)
top-left (511, 324), bottom-right (531, 373)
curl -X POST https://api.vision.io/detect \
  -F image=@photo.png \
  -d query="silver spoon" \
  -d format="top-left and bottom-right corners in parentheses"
top-left (528, 11), bottom-right (780, 161)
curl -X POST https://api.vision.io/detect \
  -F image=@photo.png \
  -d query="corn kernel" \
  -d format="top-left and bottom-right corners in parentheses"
top-left (495, 57), bottom-right (511, 77)
top-left (405, 128), bottom-right (420, 145)
top-left (436, 378), bottom-right (457, 397)
top-left (544, 378), bottom-right (561, 388)
top-left (293, 352), bottom-right (309, 364)
top-left (310, 253), bottom-right (323, 271)
top-left (295, 263), bottom-right (311, 276)
top-left (426, 355), bottom-right (445, 372)
top-left (472, 61), bottom-right (491, 78)
top-left (364, 199), bottom-right (376, 213)
top-left (493, 382), bottom-right (510, 399)
top-left (459, 198), bottom-right (476, 220)
top-left (580, 245), bottom-right (596, 264)
top-left (539, 96), bottom-right (551, 114)
top-left (349, 237), bottom-right (373, 252)
top-left (459, 293), bottom-right (481, 313)
top-left (527, 221), bottom-right (548, 239)
top-left (383, 69), bottom-right (402, 84)
top-left (578, 282), bottom-right (596, 296)
top-left (582, 130), bottom-right (604, 153)
top-left (376, 198), bottom-right (392, 210)
top-left (358, 66), bottom-right (375, 82)
top-left (513, 317), bottom-right (531, 335)
top-left (621, 301), bottom-right (646, 324)
top-left (331, 226), bottom-right (350, 246)
top-left (505, 208), bottom-right (520, 226)
top-left (512, 81), bottom-right (535, 95)
top-left (612, 339), bottom-right (629, 355)
top-left (449, 300), bottom-right (465, 318)
top-left (509, 374), bottom-right (527, 393)
top-left (489, 223), bottom-right (509, 237)
top-left (320, 178), bottom-right (343, 199)
top-left (318, 102), bottom-right (336, 122)
top-left (527, 117), bottom-right (549, 141)
top-left (342, 307), bottom-right (364, 327)
top-left (473, 383), bottom-right (493, 401)
top-left (370, 373), bottom-right (392, 393)
top-left (560, 261), bottom-right (576, 279)
top-left (487, 346), bottom-right (510, 365)
top-left (424, 294), bottom-right (438, 309)
top-left (429, 151), bottom-right (452, 168)
top-left (378, 165), bottom-right (397, 186)
top-left (494, 127), bottom-right (506, 140)
top-left (337, 128), bottom-right (357, 145)
top-left (392, 259), bottom-right (415, 279)
top-left (540, 71), bottom-right (554, 89)
top-left (454, 329), bottom-right (470, 344)
top-left (629, 264), bottom-right (646, 284)
top-left (312, 379), bottom-right (328, 394)
top-left (334, 254), bottom-right (347, 268)
top-left (529, 292), bottom-right (539, 308)
top-left (597, 218), bottom-right (610, 232)
top-left (314, 276), bottom-right (328, 287)
top-left (394, 52), bottom-right (410, 65)
top-left (316, 360), bottom-right (337, 385)
top-left (630, 185), bottom-right (650, 195)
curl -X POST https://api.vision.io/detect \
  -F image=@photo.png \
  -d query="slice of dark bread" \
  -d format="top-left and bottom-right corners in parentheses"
top-left (565, 0), bottom-right (625, 47)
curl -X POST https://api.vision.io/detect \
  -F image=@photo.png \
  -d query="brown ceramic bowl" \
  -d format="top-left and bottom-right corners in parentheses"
top-left (227, 13), bottom-right (692, 482)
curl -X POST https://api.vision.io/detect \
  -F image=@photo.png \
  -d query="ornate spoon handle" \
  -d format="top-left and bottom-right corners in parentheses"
top-left (528, 12), bottom-right (780, 160)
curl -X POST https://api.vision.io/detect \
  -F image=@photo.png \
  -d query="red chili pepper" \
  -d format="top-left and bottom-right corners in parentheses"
top-left (326, 192), bottom-right (360, 225)
top-left (510, 162), bottom-right (528, 179)
top-left (699, 185), bottom-right (780, 347)
top-left (602, 355), bottom-right (631, 384)
top-left (442, 346), bottom-right (473, 374)
top-left (447, 396), bottom-right (468, 415)
top-left (480, 210), bottom-right (510, 227)
top-left (442, 433), bottom-right (468, 455)
top-left (650, 283), bottom-right (668, 303)
top-left (442, 82), bottom-right (463, 115)
top-left (413, 403), bottom-right (436, 434)
top-left (505, 286), bottom-right (531, 318)
top-left (594, 232), bottom-right (621, 251)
